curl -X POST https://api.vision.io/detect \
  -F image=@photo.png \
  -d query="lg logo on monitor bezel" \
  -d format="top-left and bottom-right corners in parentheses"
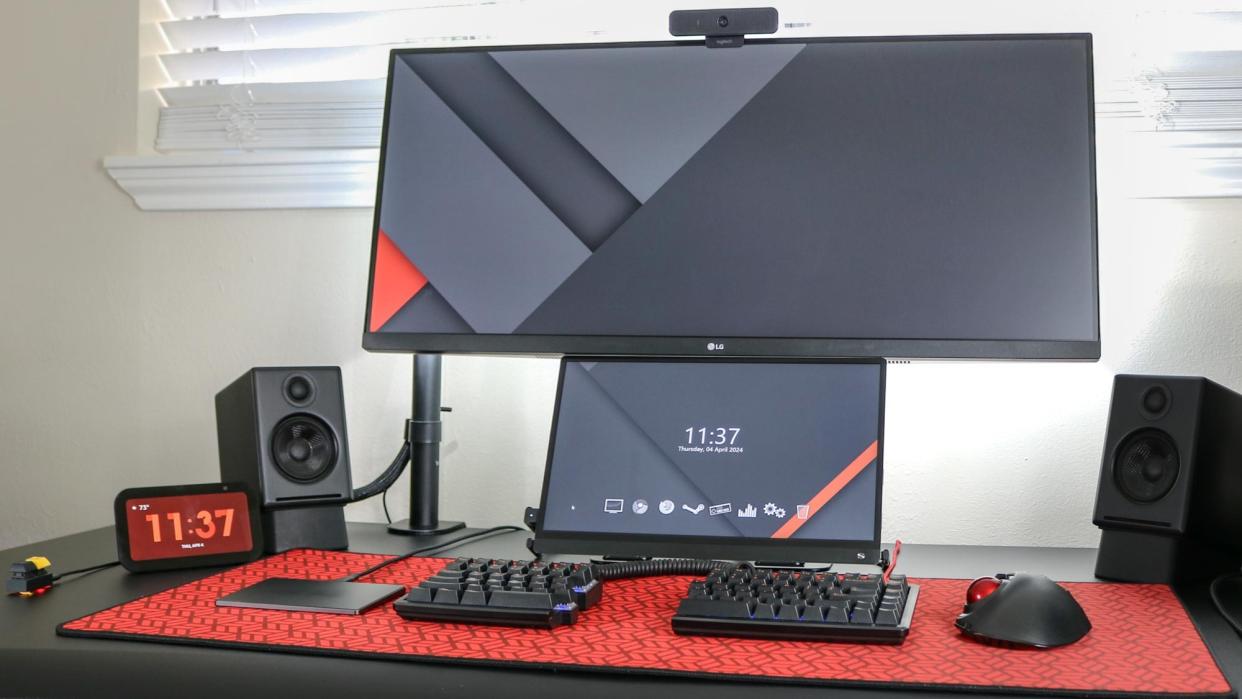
top-left (707, 342), bottom-right (726, 352)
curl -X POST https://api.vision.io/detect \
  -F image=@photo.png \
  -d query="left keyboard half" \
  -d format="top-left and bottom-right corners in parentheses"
top-left (393, 557), bottom-right (602, 628)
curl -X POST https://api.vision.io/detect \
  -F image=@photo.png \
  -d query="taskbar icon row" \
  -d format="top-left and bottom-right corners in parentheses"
top-left (602, 499), bottom-right (811, 520)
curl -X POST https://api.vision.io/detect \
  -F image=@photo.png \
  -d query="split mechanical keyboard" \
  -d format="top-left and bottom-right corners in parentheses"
top-left (393, 557), bottom-right (918, 643)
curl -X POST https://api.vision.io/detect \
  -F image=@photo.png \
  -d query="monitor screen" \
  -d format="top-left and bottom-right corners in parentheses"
top-left (533, 358), bottom-right (884, 563)
top-left (365, 35), bottom-right (1098, 359)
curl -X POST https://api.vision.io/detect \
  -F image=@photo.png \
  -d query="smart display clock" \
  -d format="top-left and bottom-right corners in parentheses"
top-left (114, 482), bottom-right (263, 572)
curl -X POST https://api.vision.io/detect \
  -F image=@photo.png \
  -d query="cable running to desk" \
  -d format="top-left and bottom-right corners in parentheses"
top-left (341, 526), bottom-right (524, 582)
top-left (1209, 571), bottom-right (1242, 636)
top-left (53, 561), bottom-right (120, 581)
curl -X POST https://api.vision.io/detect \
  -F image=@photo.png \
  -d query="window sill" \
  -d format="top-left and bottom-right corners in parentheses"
top-left (104, 149), bottom-right (379, 210)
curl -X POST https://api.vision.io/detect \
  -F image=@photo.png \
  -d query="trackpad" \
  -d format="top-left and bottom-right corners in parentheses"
top-left (216, 578), bottom-right (405, 615)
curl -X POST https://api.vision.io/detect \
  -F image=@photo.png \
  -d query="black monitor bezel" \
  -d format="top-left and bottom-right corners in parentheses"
top-left (531, 356), bottom-right (886, 564)
top-left (363, 33), bottom-right (1099, 360)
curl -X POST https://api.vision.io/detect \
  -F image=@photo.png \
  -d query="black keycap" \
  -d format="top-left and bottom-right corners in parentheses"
top-left (433, 588), bottom-right (461, 604)
top-left (875, 607), bottom-right (901, 626)
top-left (460, 589), bottom-right (488, 606)
top-left (776, 604), bottom-right (801, 621)
top-left (803, 605), bottom-right (828, 622)
top-left (487, 590), bottom-right (554, 610)
top-left (405, 587), bottom-right (433, 603)
top-left (825, 605), bottom-right (850, 623)
top-left (676, 598), bottom-right (753, 619)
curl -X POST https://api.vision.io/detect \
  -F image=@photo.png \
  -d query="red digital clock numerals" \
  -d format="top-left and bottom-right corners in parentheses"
top-left (124, 491), bottom-right (253, 561)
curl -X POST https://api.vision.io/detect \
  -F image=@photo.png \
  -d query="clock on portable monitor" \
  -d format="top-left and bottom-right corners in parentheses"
top-left (114, 482), bottom-right (263, 573)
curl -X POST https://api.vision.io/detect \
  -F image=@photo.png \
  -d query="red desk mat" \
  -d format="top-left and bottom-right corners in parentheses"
top-left (58, 549), bottom-right (1232, 697)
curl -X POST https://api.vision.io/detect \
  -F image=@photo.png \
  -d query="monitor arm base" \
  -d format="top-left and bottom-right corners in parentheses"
top-left (387, 519), bottom-right (466, 536)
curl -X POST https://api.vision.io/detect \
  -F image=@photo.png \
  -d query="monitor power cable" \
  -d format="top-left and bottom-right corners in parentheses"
top-left (1209, 571), bottom-right (1242, 637)
top-left (341, 525), bottom-right (525, 582)
top-left (351, 416), bottom-right (453, 522)
top-left (350, 440), bottom-right (413, 504)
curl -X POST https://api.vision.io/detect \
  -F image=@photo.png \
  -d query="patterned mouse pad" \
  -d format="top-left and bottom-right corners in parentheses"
top-left (59, 549), bottom-right (1233, 697)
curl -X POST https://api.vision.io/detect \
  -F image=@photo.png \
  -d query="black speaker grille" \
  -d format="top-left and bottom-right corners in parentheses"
top-left (1114, 428), bottom-right (1180, 503)
top-left (270, 414), bottom-right (338, 483)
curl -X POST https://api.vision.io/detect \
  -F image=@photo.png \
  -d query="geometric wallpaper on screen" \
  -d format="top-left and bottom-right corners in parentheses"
top-left (371, 40), bottom-right (1096, 341)
top-left (540, 361), bottom-right (880, 542)
top-left (370, 45), bottom-right (805, 333)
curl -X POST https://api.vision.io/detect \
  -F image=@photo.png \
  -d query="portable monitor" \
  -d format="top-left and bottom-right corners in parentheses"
top-left (532, 357), bottom-right (885, 564)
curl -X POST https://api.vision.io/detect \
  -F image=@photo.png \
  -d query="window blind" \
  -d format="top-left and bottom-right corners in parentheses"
top-left (152, 0), bottom-right (666, 151)
top-left (127, 1), bottom-right (1242, 206)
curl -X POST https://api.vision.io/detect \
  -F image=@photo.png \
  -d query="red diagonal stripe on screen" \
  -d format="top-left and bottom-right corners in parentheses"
top-left (770, 440), bottom-right (878, 539)
top-left (369, 229), bottom-right (427, 332)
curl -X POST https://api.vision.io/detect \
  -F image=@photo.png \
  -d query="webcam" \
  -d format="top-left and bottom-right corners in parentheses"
top-left (669, 7), bottom-right (778, 47)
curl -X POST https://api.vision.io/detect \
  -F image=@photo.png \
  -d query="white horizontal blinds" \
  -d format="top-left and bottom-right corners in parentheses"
top-left (160, 7), bottom-right (499, 52)
top-left (1097, 55), bottom-right (1242, 130)
top-left (160, 78), bottom-right (386, 108)
top-left (154, 1), bottom-right (533, 151)
top-left (153, 2), bottom-right (1242, 152)
top-left (152, 0), bottom-right (668, 151)
top-left (1094, 10), bottom-right (1242, 131)
top-left (157, 103), bottom-right (385, 149)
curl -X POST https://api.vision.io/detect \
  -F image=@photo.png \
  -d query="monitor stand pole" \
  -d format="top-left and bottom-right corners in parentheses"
top-left (388, 354), bottom-right (467, 536)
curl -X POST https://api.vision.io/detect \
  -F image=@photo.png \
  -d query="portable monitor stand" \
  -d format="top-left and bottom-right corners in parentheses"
top-left (388, 354), bottom-right (467, 536)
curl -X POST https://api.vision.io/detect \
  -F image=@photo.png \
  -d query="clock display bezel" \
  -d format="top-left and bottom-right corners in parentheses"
top-left (114, 482), bottom-right (263, 573)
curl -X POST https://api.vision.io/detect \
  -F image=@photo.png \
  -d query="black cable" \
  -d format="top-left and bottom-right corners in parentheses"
top-left (382, 488), bottom-right (392, 524)
top-left (52, 561), bottom-right (120, 581)
top-left (593, 558), bottom-right (724, 581)
top-left (341, 525), bottom-right (523, 582)
top-left (351, 441), bottom-right (412, 503)
top-left (1209, 571), bottom-right (1242, 636)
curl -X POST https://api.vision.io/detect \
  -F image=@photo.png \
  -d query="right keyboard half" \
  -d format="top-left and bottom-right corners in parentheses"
top-left (672, 566), bottom-right (919, 644)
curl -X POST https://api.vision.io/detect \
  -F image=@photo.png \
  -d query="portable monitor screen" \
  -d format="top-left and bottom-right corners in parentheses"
top-left (534, 358), bottom-right (884, 563)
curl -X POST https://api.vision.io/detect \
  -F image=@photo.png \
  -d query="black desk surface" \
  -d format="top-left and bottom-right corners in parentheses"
top-left (2, 523), bottom-right (1239, 698)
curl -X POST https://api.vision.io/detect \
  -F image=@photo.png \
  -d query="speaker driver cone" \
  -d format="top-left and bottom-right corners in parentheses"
top-left (1114, 429), bottom-right (1179, 503)
top-left (271, 415), bottom-right (337, 483)
top-left (282, 373), bottom-right (316, 407)
top-left (1139, 384), bottom-right (1171, 420)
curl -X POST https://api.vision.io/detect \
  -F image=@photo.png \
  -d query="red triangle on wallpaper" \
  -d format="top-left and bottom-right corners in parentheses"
top-left (369, 230), bottom-right (427, 332)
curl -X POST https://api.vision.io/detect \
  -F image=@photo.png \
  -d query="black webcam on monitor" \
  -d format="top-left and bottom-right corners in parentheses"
top-left (669, 7), bottom-right (778, 47)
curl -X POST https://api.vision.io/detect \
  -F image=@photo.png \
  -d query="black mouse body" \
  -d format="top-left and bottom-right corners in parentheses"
top-left (955, 573), bottom-right (1091, 648)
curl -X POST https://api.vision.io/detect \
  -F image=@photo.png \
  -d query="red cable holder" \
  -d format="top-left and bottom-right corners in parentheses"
top-left (882, 539), bottom-right (902, 584)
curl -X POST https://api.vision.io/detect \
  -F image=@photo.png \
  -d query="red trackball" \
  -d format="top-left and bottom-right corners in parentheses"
top-left (966, 577), bottom-right (1002, 605)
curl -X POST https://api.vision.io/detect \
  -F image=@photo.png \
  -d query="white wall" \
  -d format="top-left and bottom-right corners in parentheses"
top-left (2, 1), bottom-right (1241, 552)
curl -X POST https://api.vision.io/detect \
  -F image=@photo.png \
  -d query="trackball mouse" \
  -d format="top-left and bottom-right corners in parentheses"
top-left (955, 573), bottom-right (1091, 648)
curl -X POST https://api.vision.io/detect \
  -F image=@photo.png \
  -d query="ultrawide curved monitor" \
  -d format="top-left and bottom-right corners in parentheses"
top-left (364, 34), bottom-right (1098, 359)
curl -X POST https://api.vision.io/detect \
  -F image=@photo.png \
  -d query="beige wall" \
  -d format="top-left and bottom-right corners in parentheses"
top-left (2, 1), bottom-right (145, 549)
top-left (3, 1), bottom-right (1241, 552)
